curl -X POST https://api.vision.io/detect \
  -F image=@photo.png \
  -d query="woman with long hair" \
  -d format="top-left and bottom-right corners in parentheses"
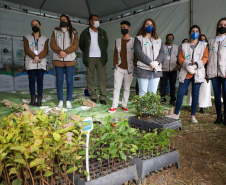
top-left (50, 14), bottom-right (79, 109)
top-left (133, 18), bottom-right (164, 96)
top-left (168, 25), bottom-right (208, 123)
top-left (207, 17), bottom-right (226, 125)
top-left (24, 20), bottom-right (48, 106)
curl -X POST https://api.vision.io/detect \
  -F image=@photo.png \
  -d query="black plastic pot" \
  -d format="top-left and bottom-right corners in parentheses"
top-left (128, 116), bottom-right (182, 132)
top-left (68, 163), bottom-right (139, 185)
top-left (132, 150), bottom-right (180, 182)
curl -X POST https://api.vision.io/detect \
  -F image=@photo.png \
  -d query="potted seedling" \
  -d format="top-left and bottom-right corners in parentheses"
top-left (0, 109), bottom-right (87, 185)
top-left (132, 128), bottom-right (180, 182)
top-left (68, 116), bottom-right (139, 185)
top-left (129, 92), bottom-right (182, 131)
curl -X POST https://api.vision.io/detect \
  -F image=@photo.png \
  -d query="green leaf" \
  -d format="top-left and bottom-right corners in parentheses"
top-left (120, 151), bottom-right (126, 161)
top-left (53, 132), bottom-right (61, 142)
top-left (9, 168), bottom-right (17, 176)
top-left (0, 153), bottom-right (7, 160)
top-left (12, 179), bottom-right (22, 185)
top-left (119, 125), bottom-right (125, 133)
top-left (66, 166), bottom-right (77, 173)
top-left (43, 171), bottom-right (53, 177)
top-left (101, 133), bottom-right (109, 140)
top-left (14, 159), bottom-right (26, 165)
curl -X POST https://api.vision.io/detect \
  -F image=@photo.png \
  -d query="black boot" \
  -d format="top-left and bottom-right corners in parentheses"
top-left (200, 108), bottom-right (205, 114)
top-left (36, 96), bottom-right (42, 107)
top-left (214, 114), bottom-right (223, 124)
top-left (224, 114), bottom-right (226, 125)
top-left (29, 95), bottom-right (36, 106)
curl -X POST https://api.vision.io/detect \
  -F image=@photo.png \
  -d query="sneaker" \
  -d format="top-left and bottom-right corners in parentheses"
top-left (191, 116), bottom-right (198, 123)
top-left (166, 114), bottom-right (179, 119)
top-left (169, 101), bottom-right (176, 106)
top-left (108, 107), bottom-right (117, 113)
top-left (66, 101), bottom-right (72, 109)
top-left (122, 107), bottom-right (129, 112)
top-left (58, 100), bottom-right (63, 109)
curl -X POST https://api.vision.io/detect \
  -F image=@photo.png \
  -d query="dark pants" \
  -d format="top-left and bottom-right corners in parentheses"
top-left (86, 57), bottom-right (107, 100)
top-left (211, 77), bottom-right (226, 115)
top-left (175, 77), bottom-right (201, 115)
top-left (27, 69), bottom-right (45, 96)
top-left (160, 71), bottom-right (177, 102)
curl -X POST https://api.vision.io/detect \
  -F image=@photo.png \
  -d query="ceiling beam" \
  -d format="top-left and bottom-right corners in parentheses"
top-left (40, 0), bottom-right (47, 9)
top-left (85, 0), bottom-right (91, 17)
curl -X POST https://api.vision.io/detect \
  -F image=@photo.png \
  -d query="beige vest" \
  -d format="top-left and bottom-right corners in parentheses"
top-left (136, 35), bottom-right (162, 71)
top-left (52, 29), bottom-right (77, 61)
top-left (207, 37), bottom-right (226, 79)
top-left (162, 44), bottom-right (178, 71)
top-left (25, 34), bottom-right (48, 70)
top-left (115, 37), bottom-right (134, 74)
top-left (179, 41), bottom-right (207, 83)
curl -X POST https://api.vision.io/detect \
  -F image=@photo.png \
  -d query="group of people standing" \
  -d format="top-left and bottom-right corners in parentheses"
top-left (23, 14), bottom-right (226, 125)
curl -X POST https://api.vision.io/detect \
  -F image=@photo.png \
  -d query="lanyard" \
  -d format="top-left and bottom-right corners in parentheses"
top-left (33, 35), bottom-right (38, 48)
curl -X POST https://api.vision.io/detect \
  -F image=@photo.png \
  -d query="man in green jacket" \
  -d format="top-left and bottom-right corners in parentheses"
top-left (79, 15), bottom-right (108, 105)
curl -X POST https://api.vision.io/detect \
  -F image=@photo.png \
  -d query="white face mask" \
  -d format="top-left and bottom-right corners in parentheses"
top-left (93, 21), bottom-right (100, 28)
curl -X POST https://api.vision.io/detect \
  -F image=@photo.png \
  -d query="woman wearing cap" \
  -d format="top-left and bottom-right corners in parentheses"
top-left (50, 14), bottom-right (79, 109)
top-left (24, 20), bottom-right (48, 107)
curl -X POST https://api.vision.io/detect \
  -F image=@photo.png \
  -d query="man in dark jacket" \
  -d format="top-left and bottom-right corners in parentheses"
top-left (79, 15), bottom-right (108, 105)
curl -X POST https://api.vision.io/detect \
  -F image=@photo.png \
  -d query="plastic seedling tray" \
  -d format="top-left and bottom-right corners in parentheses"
top-left (128, 116), bottom-right (182, 132)
top-left (68, 161), bottom-right (139, 185)
top-left (132, 150), bottom-right (180, 182)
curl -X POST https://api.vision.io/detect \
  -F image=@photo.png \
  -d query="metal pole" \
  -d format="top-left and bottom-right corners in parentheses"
top-left (190, 0), bottom-right (193, 27)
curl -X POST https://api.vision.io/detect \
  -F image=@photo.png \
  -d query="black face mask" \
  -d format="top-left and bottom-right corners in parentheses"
top-left (60, 21), bottom-right (68, 27)
top-left (217, 27), bottom-right (226, 34)
top-left (32, 26), bottom-right (39, 33)
top-left (121, 29), bottom-right (129, 36)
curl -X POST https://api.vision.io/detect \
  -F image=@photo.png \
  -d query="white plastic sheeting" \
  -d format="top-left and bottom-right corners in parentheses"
top-left (0, 0), bottom-right (226, 86)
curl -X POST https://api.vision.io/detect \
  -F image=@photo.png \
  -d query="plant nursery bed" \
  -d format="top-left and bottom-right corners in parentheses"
top-left (68, 160), bottom-right (139, 185)
top-left (132, 150), bottom-right (180, 182)
top-left (128, 116), bottom-right (182, 132)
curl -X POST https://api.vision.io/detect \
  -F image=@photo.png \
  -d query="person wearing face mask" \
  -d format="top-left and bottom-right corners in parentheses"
top-left (108, 21), bottom-right (135, 113)
top-left (79, 15), bottom-right (108, 105)
top-left (187, 34), bottom-right (212, 114)
top-left (134, 18), bottom-right (165, 96)
top-left (50, 14), bottom-right (79, 109)
top-left (160, 34), bottom-right (179, 106)
top-left (167, 25), bottom-right (209, 123)
top-left (24, 20), bottom-right (48, 106)
top-left (207, 17), bottom-right (226, 125)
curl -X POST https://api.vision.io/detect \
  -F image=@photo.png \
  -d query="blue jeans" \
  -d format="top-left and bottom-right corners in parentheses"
top-left (137, 77), bottom-right (160, 96)
top-left (27, 69), bottom-right (45, 96)
top-left (211, 77), bottom-right (226, 115)
top-left (175, 77), bottom-right (201, 115)
top-left (55, 66), bottom-right (75, 101)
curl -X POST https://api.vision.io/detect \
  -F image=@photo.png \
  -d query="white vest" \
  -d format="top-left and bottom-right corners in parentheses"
top-left (162, 44), bottom-right (178, 71)
top-left (52, 29), bottom-right (77, 61)
top-left (136, 35), bottom-right (162, 71)
top-left (24, 34), bottom-right (48, 70)
top-left (179, 41), bottom-right (207, 83)
top-left (207, 37), bottom-right (226, 79)
top-left (115, 37), bottom-right (134, 74)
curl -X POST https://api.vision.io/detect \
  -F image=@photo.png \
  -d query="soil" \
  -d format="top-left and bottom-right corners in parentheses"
top-left (125, 105), bottom-right (226, 185)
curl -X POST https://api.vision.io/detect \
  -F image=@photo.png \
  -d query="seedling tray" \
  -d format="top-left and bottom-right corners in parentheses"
top-left (128, 116), bottom-right (182, 132)
top-left (68, 161), bottom-right (139, 185)
top-left (132, 150), bottom-right (180, 182)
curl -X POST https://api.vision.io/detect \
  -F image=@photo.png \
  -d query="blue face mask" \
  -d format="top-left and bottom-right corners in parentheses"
top-left (202, 40), bottom-right (206, 42)
top-left (191, 32), bottom-right (199, 40)
top-left (145, 25), bottom-right (153, 33)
